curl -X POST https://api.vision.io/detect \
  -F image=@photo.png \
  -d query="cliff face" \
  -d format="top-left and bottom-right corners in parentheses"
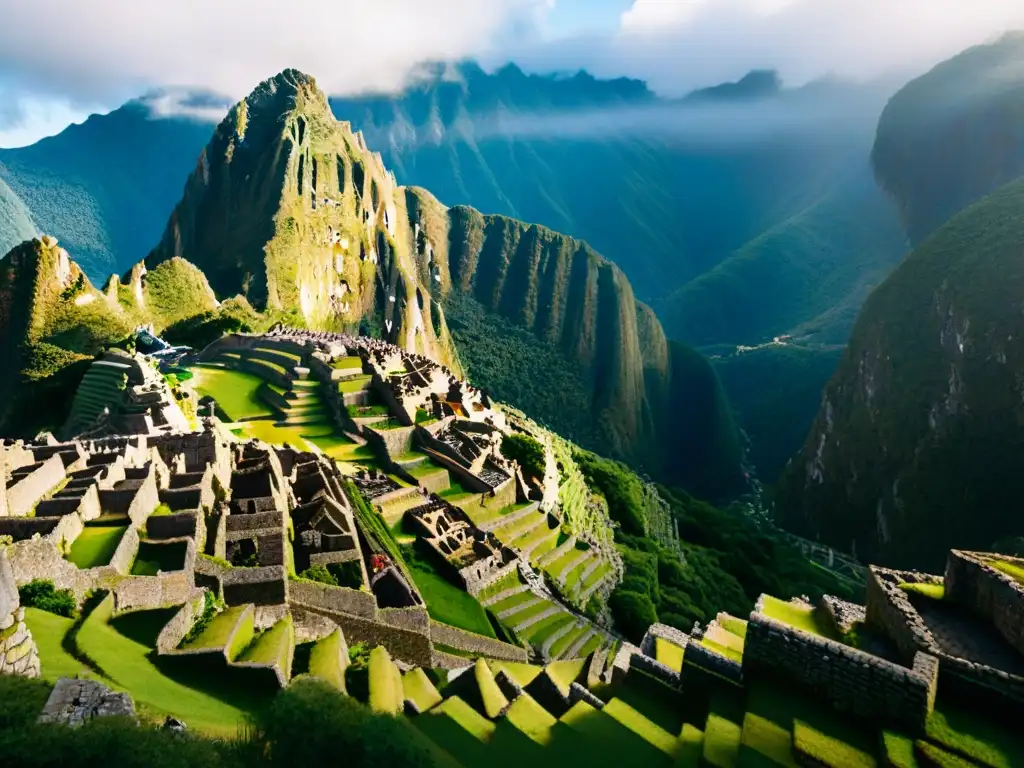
top-left (777, 179), bottom-right (1024, 569)
top-left (146, 70), bottom-right (460, 371)
top-left (872, 33), bottom-right (1024, 244)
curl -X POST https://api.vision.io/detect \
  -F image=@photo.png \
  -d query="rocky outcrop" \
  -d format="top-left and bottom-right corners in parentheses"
top-left (0, 549), bottom-right (40, 678)
top-left (38, 678), bottom-right (136, 725)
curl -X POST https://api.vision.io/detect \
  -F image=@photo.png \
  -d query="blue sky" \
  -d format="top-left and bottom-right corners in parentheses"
top-left (545, 0), bottom-right (633, 36)
top-left (2, 0), bottom-right (1024, 148)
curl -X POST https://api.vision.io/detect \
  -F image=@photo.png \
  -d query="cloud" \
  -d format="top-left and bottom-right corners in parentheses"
top-left (0, 0), bottom-right (548, 110)
top-left (508, 0), bottom-right (1024, 94)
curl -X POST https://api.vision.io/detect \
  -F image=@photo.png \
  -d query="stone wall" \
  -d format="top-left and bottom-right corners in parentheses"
top-left (865, 566), bottom-right (940, 659)
top-left (221, 566), bottom-right (287, 606)
top-left (640, 623), bottom-right (691, 658)
top-left (147, 511), bottom-right (201, 541)
top-left (0, 550), bottom-right (40, 677)
top-left (682, 642), bottom-right (743, 683)
top-left (112, 539), bottom-right (197, 612)
top-left (289, 579), bottom-right (377, 619)
top-left (7, 454), bottom-right (66, 517)
top-left (155, 592), bottom-right (206, 653)
top-left (429, 620), bottom-right (529, 663)
top-left (108, 526), bottom-right (141, 576)
top-left (744, 613), bottom-right (936, 733)
top-left (363, 424), bottom-right (415, 462)
top-left (945, 550), bottom-right (1024, 656)
top-left (380, 606), bottom-right (430, 632)
top-left (320, 609), bottom-right (432, 667)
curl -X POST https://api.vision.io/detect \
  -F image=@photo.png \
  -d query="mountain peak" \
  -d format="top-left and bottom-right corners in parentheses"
top-left (683, 69), bottom-right (782, 103)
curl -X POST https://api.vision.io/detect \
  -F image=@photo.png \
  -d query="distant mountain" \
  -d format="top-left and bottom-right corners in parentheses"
top-left (0, 97), bottom-right (212, 280)
top-left (873, 32), bottom-right (1024, 244)
top-left (777, 178), bottom-right (1024, 569)
top-left (144, 69), bottom-right (745, 498)
top-left (0, 176), bottom-right (36, 256)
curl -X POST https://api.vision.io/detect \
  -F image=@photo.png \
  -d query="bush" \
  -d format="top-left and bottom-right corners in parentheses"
top-left (328, 560), bottom-right (364, 590)
top-left (18, 579), bottom-right (76, 617)
top-left (299, 564), bottom-right (338, 587)
top-left (501, 433), bottom-right (546, 480)
top-left (609, 589), bottom-right (658, 644)
top-left (253, 678), bottom-right (435, 767)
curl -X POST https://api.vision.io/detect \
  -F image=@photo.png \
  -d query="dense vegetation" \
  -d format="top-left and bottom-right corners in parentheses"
top-left (711, 344), bottom-right (845, 483)
top-left (778, 177), bottom-right (1024, 569)
top-left (574, 451), bottom-right (855, 642)
top-left (0, 675), bottom-right (435, 767)
top-left (872, 32), bottom-right (1024, 244)
top-left (499, 433), bottom-right (545, 480)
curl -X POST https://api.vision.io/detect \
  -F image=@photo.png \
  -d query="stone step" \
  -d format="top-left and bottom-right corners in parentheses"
top-left (481, 584), bottom-right (532, 608)
top-left (478, 502), bottom-right (540, 533)
top-left (513, 605), bottom-right (563, 633)
top-left (496, 596), bottom-right (544, 621)
top-left (535, 534), bottom-right (577, 569)
top-left (556, 549), bottom-right (593, 585)
top-left (541, 619), bottom-right (581, 660)
top-left (563, 628), bottom-right (600, 661)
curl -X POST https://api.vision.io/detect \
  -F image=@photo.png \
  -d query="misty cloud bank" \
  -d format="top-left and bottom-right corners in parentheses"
top-left (3, 0), bottom-right (1024, 145)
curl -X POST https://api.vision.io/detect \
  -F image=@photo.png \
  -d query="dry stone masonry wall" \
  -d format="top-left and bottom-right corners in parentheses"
top-left (0, 549), bottom-right (40, 677)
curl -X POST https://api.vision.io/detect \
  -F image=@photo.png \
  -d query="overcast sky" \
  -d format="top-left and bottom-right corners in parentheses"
top-left (2, 0), bottom-right (1024, 147)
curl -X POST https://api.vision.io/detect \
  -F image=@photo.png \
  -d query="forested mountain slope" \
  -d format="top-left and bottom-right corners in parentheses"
top-left (777, 178), bottom-right (1024, 569)
top-left (0, 176), bottom-right (36, 257)
top-left (0, 99), bottom-right (212, 280)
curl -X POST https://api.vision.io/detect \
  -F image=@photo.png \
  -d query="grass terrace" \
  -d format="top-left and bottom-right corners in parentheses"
top-left (74, 597), bottom-right (275, 734)
top-left (405, 559), bottom-right (496, 638)
top-left (900, 582), bottom-right (946, 600)
top-left (654, 637), bottom-right (685, 672)
top-left (66, 518), bottom-right (130, 569)
top-left (760, 595), bottom-right (836, 639)
top-left (22, 608), bottom-right (91, 681)
top-left (189, 365), bottom-right (274, 421)
top-left (986, 557), bottom-right (1024, 586)
top-left (332, 356), bottom-right (364, 371)
top-left (338, 375), bottom-right (373, 395)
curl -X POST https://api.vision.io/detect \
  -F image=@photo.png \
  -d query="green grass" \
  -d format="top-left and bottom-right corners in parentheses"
top-left (704, 714), bottom-right (743, 767)
top-left (189, 365), bottom-right (274, 421)
top-left (900, 582), bottom-right (946, 600)
top-left (926, 704), bottom-right (1024, 768)
top-left (741, 712), bottom-right (797, 767)
top-left (308, 630), bottom-right (347, 692)
top-left (602, 698), bottom-right (678, 756)
top-left (66, 521), bottom-right (129, 568)
top-left (719, 614), bottom-right (749, 639)
top-left (332, 356), bottom-right (364, 370)
top-left (403, 667), bottom-right (443, 712)
top-left (504, 693), bottom-right (557, 745)
top-left (793, 720), bottom-right (876, 768)
top-left (474, 659), bottom-right (510, 718)
top-left (180, 605), bottom-right (250, 652)
top-left (239, 615), bottom-right (293, 670)
top-left (882, 731), bottom-right (918, 768)
top-left (338, 375), bottom-right (373, 394)
top-left (368, 646), bottom-right (402, 714)
top-left (131, 541), bottom-right (188, 575)
top-left (22, 607), bottom-right (91, 680)
top-left (655, 637), bottom-right (685, 671)
top-left (760, 595), bottom-right (835, 639)
top-left (406, 561), bottom-right (496, 638)
top-left (75, 596), bottom-right (275, 734)
top-left (986, 558), bottom-right (1024, 586)
top-left (546, 659), bottom-right (586, 694)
